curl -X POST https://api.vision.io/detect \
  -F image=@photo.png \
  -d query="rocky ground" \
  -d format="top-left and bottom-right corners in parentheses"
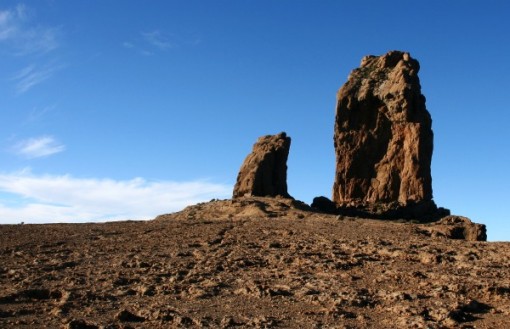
top-left (1, 197), bottom-right (509, 328)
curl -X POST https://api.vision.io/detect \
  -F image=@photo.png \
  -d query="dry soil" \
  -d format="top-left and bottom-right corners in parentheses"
top-left (1, 197), bottom-right (509, 328)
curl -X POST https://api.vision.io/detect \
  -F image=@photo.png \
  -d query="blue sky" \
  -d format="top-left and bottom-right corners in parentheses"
top-left (0, 1), bottom-right (509, 241)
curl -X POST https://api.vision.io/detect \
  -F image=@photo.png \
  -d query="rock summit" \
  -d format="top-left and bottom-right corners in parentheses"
top-left (332, 51), bottom-right (435, 216)
top-left (233, 132), bottom-right (292, 199)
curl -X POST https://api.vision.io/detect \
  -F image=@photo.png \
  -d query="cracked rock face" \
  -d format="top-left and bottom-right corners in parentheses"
top-left (233, 132), bottom-right (291, 199)
top-left (333, 51), bottom-right (433, 206)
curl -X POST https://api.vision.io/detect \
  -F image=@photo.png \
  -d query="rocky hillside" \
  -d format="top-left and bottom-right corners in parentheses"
top-left (1, 197), bottom-right (508, 328)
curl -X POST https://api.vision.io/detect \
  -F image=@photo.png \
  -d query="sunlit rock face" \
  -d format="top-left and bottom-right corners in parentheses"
top-left (333, 51), bottom-right (433, 207)
top-left (233, 132), bottom-right (291, 199)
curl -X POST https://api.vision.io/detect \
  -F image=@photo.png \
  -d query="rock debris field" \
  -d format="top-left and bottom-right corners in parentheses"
top-left (1, 197), bottom-right (509, 328)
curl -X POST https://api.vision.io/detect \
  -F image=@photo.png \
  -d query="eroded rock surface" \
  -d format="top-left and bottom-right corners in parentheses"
top-left (233, 132), bottom-right (291, 199)
top-left (424, 216), bottom-right (488, 241)
top-left (333, 51), bottom-right (433, 210)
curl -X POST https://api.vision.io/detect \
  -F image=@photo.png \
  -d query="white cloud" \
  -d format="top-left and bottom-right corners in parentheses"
top-left (125, 30), bottom-right (200, 56)
top-left (14, 136), bottom-right (65, 158)
top-left (26, 104), bottom-right (55, 123)
top-left (1, 5), bottom-right (63, 93)
top-left (0, 171), bottom-right (231, 223)
top-left (141, 30), bottom-right (175, 50)
top-left (122, 41), bottom-right (134, 48)
top-left (0, 4), bottom-right (59, 55)
top-left (12, 64), bottom-right (62, 94)
top-left (0, 5), bottom-right (22, 40)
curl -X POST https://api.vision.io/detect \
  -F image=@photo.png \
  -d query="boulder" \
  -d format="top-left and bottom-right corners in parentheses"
top-left (233, 132), bottom-right (292, 199)
top-left (311, 196), bottom-right (337, 214)
top-left (428, 216), bottom-right (487, 241)
top-left (333, 51), bottom-right (434, 213)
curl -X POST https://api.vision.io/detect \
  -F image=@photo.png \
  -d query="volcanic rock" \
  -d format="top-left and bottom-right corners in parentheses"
top-left (233, 132), bottom-right (292, 198)
top-left (311, 196), bottom-right (337, 214)
top-left (67, 319), bottom-right (98, 329)
top-left (333, 51), bottom-right (434, 213)
top-left (116, 309), bottom-right (145, 322)
top-left (431, 216), bottom-right (487, 241)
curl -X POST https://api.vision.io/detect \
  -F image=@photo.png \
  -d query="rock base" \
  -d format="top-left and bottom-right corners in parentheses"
top-left (312, 196), bottom-right (450, 222)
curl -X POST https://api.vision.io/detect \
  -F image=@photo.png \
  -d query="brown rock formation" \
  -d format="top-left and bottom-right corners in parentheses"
top-left (333, 51), bottom-right (433, 209)
top-left (233, 132), bottom-right (291, 199)
top-left (431, 216), bottom-right (487, 241)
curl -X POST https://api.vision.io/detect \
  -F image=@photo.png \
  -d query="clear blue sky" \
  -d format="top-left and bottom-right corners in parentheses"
top-left (0, 1), bottom-right (508, 241)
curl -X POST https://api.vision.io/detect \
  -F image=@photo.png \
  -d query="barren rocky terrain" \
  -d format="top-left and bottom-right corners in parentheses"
top-left (1, 197), bottom-right (509, 328)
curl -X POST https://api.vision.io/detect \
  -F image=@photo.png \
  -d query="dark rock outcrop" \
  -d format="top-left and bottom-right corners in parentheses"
top-left (311, 196), bottom-right (337, 214)
top-left (233, 132), bottom-right (292, 199)
top-left (332, 51), bottom-right (435, 217)
top-left (425, 216), bottom-right (487, 241)
top-left (335, 201), bottom-right (450, 221)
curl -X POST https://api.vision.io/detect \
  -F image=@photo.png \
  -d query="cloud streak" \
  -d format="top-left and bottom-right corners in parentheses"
top-left (124, 29), bottom-right (201, 55)
top-left (26, 104), bottom-right (55, 123)
top-left (0, 172), bottom-right (231, 223)
top-left (141, 30), bottom-right (175, 50)
top-left (0, 4), bottom-right (59, 55)
top-left (1, 5), bottom-right (63, 93)
top-left (12, 64), bottom-right (62, 94)
top-left (13, 136), bottom-right (65, 159)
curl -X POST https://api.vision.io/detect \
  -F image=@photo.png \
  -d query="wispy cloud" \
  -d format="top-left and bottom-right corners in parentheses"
top-left (0, 4), bottom-right (24, 40)
top-left (13, 136), bottom-right (65, 159)
top-left (12, 63), bottom-right (62, 94)
top-left (1, 4), bottom-right (63, 93)
top-left (141, 30), bottom-right (175, 50)
top-left (124, 29), bottom-right (201, 55)
top-left (0, 171), bottom-right (231, 223)
top-left (26, 104), bottom-right (55, 123)
top-left (0, 4), bottom-right (59, 55)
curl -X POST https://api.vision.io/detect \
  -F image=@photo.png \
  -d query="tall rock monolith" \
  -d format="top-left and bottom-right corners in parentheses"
top-left (233, 132), bottom-right (292, 199)
top-left (333, 51), bottom-right (434, 214)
